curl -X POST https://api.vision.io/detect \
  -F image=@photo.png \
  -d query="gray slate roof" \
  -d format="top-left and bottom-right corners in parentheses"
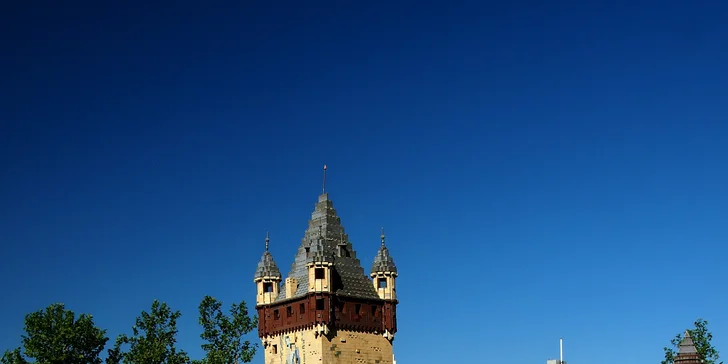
top-left (274, 193), bottom-right (380, 302)
top-left (255, 233), bottom-right (281, 279)
top-left (371, 232), bottom-right (397, 274)
top-left (254, 234), bottom-right (282, 279)
top-left (254, 250), bottom-right (282, 280)
top-left (679, 330), bottom-right (698, 355)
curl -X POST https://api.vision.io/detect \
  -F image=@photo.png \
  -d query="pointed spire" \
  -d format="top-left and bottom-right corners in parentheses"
top-left (372, 228), bottom-right (397, 274)
top-left (678, 330), bottom-right (698, 355)
top-left (254, 232), bottom-right (282, 280)
top-left (283, 186), bottom-right (380, 302)
top-left (322, 164), bottom-right (327, 194)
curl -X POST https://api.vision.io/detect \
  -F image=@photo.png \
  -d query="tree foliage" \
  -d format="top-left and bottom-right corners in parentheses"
top-left (108, 300), bottom-right (189, 364)
top-left (2, 298), bottom-right (259, 364)
top-left (663, 318), bottom-right (722, 364)
top-left (0, 348), bottom-right (26, 364)
top-left (0, 303), bottom-right (108, 364)
top-left (195, 296), bottom-right (258, 364)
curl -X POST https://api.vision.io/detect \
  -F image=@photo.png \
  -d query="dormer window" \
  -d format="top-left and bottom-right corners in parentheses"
top-left (378, 278), bottom-right (387, 289)
top-left (338, 245), bottom-right (350, 257)
top-left (315, 268), bottom-right (325, 279)
top-left (305, 247), bottom-right (310, 258)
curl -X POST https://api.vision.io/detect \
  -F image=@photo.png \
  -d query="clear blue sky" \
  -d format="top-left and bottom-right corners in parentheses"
top-left (1, 1), bottom-right (727, 363)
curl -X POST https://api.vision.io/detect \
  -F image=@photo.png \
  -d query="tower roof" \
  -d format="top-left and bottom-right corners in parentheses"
top-left (678, 330), bottom-right (698, 355)
top-left (371, 228), bottom-right (397, 274)
top-left (306, 226), bottom-right (335, 264)
top-left (254, 233), bottom-right (282, 280)
top-left (276, 193), bottom-right (380, 302)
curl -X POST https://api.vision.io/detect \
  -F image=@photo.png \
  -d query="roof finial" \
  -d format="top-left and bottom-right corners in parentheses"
top-left (322, 164), bottom-right (327, 194)
top-left (380, 227), bottom-right (386, 247)
top-left (265, 231), bottom-right (270, 252)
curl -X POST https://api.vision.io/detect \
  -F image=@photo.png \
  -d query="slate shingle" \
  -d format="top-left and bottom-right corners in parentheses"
top-left (254, 250), bottom-right (282, 280)
top-left (274, 193), bottom-right (380, 302)
top-left (371, 232), bottom-right (397, 274)
top-left (254, 234), bottom-right (282, 280)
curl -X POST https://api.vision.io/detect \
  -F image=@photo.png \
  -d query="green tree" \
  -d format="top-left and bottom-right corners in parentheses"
top-left (1, 303), bottom-right (108, 364)
top-left (663, 318), bottom-right (722, 364)
top-left (1, 348), bottom-right (26, 364)
top-left (109, 300), bottom-right (189, 364)
top-left (195, 296), bottom-right (258, 364)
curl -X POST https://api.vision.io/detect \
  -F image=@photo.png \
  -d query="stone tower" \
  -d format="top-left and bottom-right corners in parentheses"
top-left (254, 188), bottom-right (398, 364)
top-left (675, 330), bottom-right (702, 364)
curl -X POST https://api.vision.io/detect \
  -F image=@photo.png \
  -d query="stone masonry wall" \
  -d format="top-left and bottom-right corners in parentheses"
top-left (263, 330), bottom-right (321, 364)
top-left (321, 330), bottom-right (393, 364)
top-left (263, 329), bottom-right (393, 364)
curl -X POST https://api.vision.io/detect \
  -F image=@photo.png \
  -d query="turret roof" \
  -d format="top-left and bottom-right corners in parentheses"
top-left (254, 233), bottom-right (282, 280)
top-left (371, 229), bottom-right (397, 274)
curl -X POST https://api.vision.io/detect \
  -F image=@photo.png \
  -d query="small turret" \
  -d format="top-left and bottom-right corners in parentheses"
top-left (306, 226), bottom-right (334, 293)
top-left (254, 233), bottom-right (282, 306)
top-left (371, 228), bottom-right (397, 301)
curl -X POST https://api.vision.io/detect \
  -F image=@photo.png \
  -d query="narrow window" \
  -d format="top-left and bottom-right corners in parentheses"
top-left (378, 278), bottom-right (387, 288)
top-left (299, 303), bottom-right (306, 314)
top-left (273, 309), bottom-right (280, 320)
top-left (286, 306), bottom-right (293, 317)
top-left (316, 298), bottom-right (325, 310)
top-left (354, 304), bottom-right (362, 315)
top-left (305, 247), bottom-right (310, 258)
top-left (315, 268), bottom-right (325, 279)
top-left (263, 282), bottom-right (273, 292)
top-left (338, 246), bottom-right (350, 257)
top-left (371, 306), bottom-right (377, 316)
top-left (272, 345), bottom-right (277, 354)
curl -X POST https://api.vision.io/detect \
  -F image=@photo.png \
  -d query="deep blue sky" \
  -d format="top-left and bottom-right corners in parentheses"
top-left (2, 1), bottom-right (727, 363)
